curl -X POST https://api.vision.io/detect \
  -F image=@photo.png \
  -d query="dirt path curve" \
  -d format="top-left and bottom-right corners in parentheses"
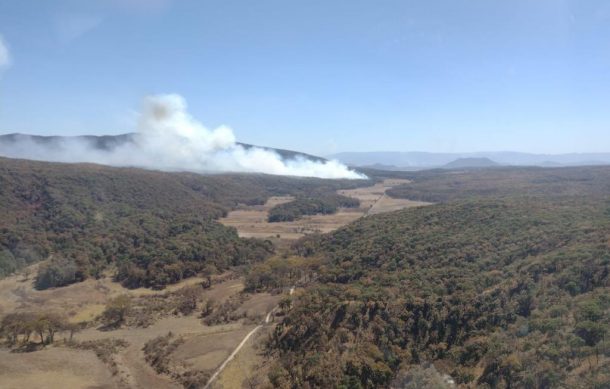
top-left (204, 287), bottom-right (294, 389)
top-left (203, 324), bottom-right (264, 389)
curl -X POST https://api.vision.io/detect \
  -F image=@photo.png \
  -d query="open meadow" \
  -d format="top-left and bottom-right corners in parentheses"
top-left (220, 178), bottom-right (430, 247)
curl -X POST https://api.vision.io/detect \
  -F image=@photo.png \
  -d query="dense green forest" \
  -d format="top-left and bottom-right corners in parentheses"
top-left (385, 166), bottom-right (610, 203)
top-left (268, 194), bottom-right (360, 222)
top-left (0, 157), bottom-right (367, 288)
top-left (261, 167), bottom-right (610, 388)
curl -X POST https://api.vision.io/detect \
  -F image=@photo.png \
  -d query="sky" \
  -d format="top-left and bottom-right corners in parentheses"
top-left (0, 0), bottom-right (609, 156)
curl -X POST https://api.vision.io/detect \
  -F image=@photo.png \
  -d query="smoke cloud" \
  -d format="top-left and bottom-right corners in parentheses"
top-left (0, 35), bottom-right (10, 70)
top-left (0, 94), bottom-right (365, 179)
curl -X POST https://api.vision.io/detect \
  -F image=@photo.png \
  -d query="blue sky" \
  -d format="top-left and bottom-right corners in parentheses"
top-left (1, 0), bottom-right (609, 155)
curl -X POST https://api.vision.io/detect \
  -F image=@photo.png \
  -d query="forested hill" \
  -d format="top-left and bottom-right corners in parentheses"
top-left (0, 157), bottom-right (367, 287)
top-left (266, 167), bottom-right (610, 388)
top-left (0, 133), bottom-right (326, 163)
top-left (386, 166), bottom-right (610, 203)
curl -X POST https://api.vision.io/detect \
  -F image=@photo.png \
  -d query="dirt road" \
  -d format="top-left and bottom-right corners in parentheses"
top-left (204, 287), bottom-right (294, 388)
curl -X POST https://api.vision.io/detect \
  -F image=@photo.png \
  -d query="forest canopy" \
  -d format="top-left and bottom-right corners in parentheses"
top-left (267, 194), bottom-right (360, 222)
top-left (0, 157), bottom-right (367, 288)
top-left (264, 166), bottom-right (610, 389)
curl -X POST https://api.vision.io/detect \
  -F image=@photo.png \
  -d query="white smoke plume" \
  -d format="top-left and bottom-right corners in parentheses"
top-left (0, 34), bottom-right (10, 70)
top-left (0, 94), bottom-right (365, 179)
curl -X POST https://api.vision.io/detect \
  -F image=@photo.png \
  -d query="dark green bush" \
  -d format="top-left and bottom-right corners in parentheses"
top-left (35, 257), bottom-right (81, 289)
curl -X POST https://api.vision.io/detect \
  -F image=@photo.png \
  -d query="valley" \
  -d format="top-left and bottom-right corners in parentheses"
top-left (1, 161), bottom-right (609, 389)
top-left (0, 170), bottom-right (427, 389)
top-left (219, 178), bottom-right (429, 247)
top-left (2, 3), bottom-right (609, 388)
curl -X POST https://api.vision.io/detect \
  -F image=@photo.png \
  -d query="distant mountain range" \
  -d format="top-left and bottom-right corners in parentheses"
top-left (328, 151), bottom-right (610, 169)
top-left (3, 133), bottom-right (609, 172)
top-left (442, 157), bottom-right (500, 169)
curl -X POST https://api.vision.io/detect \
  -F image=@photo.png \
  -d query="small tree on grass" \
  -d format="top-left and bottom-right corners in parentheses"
top-left (1, 313), bottom-right (25, 345)
top-left (201, 298), bottom-right (216, 318)
top-left (29, 313), bottom-right (68, 346)
top-left (101, 294), bottom-right (132, 328)
top-left (175, 285), bottom-right (201, 315)
top-left (45, 313), bottom-right (68, 344)
top-left (65, 322), bottom-right (83, 342)
top-left (1, 312), bottom-right (68, 346)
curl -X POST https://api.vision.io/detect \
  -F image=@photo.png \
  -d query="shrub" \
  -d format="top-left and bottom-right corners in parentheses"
top-left (35, 257), bottom-right (81, 289)
top-left (101, 295), bottom-right (132, 327)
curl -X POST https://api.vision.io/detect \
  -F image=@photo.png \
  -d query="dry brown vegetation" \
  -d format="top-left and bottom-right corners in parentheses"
top-left (0, 266), bottom-right (291, 388)
top-left (220, 179), bottom-right (430, 248)
top-left (0, 347), bottom-right (118, 389)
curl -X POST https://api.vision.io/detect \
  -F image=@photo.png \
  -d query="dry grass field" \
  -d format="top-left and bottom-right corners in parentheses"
top-left (171, 326), bottom-right (255, 373)
top-left (0, 270), bottom-right (284, 389)
top-left (212, 325), bottom-right (273, 389)
top-left (0, 347), bottom-right (117, 389)
top-left (220, 179), bottom-right (430, 247)
top-left (0, 266), bottom-right (210, 321)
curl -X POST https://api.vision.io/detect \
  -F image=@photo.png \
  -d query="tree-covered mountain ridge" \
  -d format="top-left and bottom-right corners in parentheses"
top-left (262, 167), bottom-right (610, 388)
top-left (0, 157), bottom-right (366, 288)
top-left (0, 133), bottom-right (326, 163)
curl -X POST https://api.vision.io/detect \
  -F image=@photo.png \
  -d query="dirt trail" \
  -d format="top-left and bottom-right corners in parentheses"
top-left (210, 181), bottom-right (429, 387)
top-left (339, 178), bottom-right (430, 216)
top-left (203, 323), bottom-right (264, 389)
top-left (78, 317), bottom-right (259, 389)
top-left (365, 192), bottom-right (387, 216)
top-left (0, 274), bottom-right (264, 389)
top-left (72, 279), bottom-right (247, 389)
top-left (204, 287), bottom-right (294, 389)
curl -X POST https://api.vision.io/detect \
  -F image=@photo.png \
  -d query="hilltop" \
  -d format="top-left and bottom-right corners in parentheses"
top-left (442, 157), bottom-right (500, 169)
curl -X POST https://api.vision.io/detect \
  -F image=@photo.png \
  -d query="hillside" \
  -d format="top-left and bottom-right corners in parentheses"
top-left (0, 157), bottom-right (367, 287)
top-left (264, 168), bottom-right (610, 388)
top-left (1, 157), bottom-right (609, 388)
top-left (385, 166), bottom-right (610, 203)
top-left (0, 159), bottom-right (610, 388)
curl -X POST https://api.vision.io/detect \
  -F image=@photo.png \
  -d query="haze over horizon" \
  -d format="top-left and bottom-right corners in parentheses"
top-left (1, 1), bottom-right (610, 156)
top-left (1, 3), bottom-right (610, 387)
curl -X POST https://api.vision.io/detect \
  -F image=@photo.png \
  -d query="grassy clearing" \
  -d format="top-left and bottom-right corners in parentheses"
top-left (220, 179), bottom-right (427, 245)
